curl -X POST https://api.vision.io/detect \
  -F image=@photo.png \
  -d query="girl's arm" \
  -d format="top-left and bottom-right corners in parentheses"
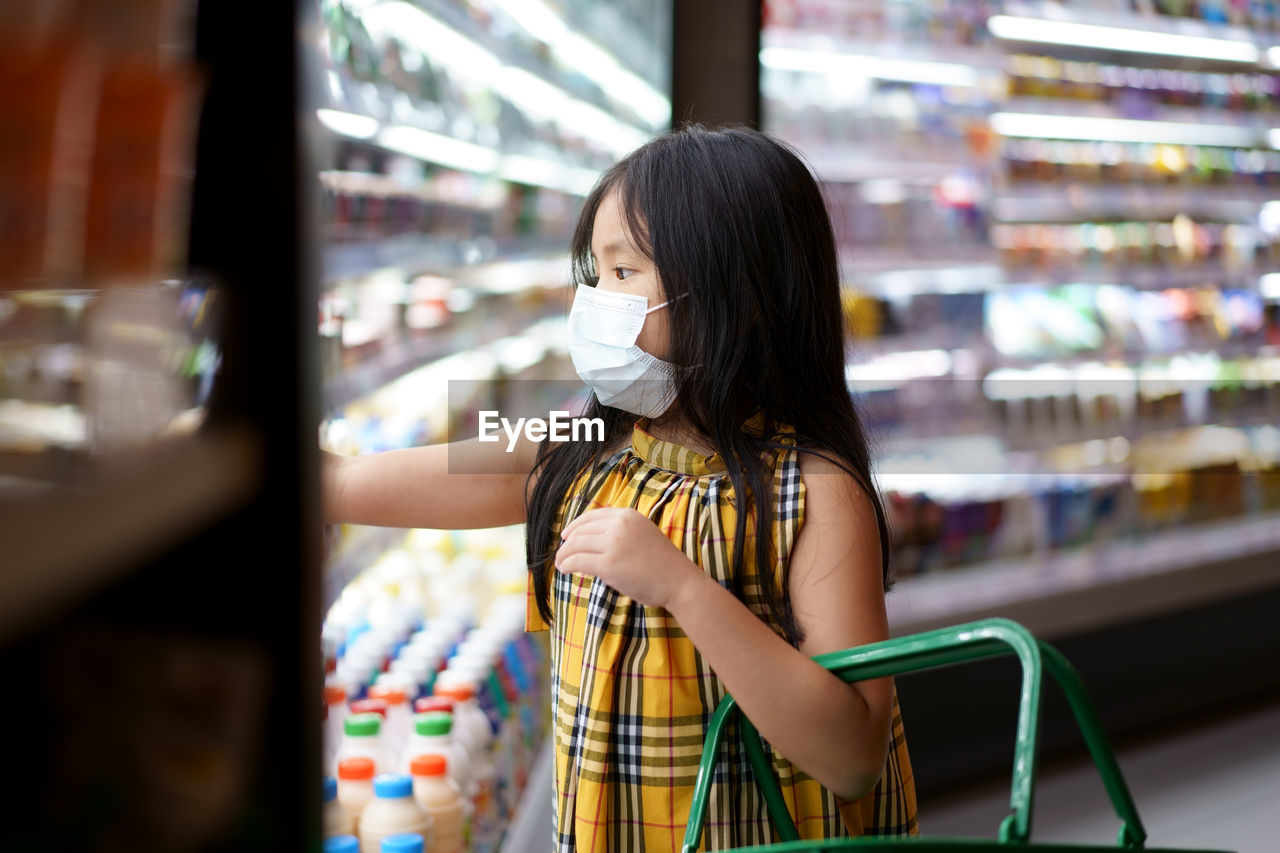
top-left (323, 435), bottom-right (542, 529)
top-left (667, 453), bottom-right (892, 800)
top-left (554, 453), bottom-right (891, 801)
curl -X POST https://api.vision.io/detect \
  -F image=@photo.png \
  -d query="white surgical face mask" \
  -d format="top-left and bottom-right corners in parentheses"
top-left (566, 284), bottom-right (683, 417)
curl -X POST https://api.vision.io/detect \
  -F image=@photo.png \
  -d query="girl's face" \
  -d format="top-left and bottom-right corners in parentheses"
top-left (590, 188), bottom-right (670, 361)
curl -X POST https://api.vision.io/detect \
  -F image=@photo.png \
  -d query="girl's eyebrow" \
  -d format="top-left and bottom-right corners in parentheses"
top-left (591, 238), bottom-right (636, 259)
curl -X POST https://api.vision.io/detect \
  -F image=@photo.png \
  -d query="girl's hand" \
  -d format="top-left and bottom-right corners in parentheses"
top-left (554, 507), bottom-right (704, 610)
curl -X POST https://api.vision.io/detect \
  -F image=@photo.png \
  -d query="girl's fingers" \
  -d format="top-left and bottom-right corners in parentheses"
top-left (561, 506), bottom-right (631, 538)
top-left (554, 551), bottom-right (596, 577)
top-left (556, 532), bottom-right (610, 560)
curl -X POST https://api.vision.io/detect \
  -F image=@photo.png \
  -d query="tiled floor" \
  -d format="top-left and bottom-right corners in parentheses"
top-left (920, 700), bottom-right (1280, 853)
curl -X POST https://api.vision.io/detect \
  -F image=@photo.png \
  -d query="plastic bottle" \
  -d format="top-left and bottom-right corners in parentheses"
top-left (432, 681), bottom-right (489, 759)
top-left (413, 696), bottom-right (454, 717)
top-left (359, 774), bottom-right (432, 853)
top-left (444, 658), bottom-right (514, 822)
top-left (409, 755), bottom-right (467, 853)
top-left (337, 757), bottom-right (376, 830)
top-left (381, 834), bottom-right (425, 853)
top-left (401, 712), bottom-right (467, 793)
top-left (368, 685), bottom-right (412, 768)
top-left (376, 671), bottom-right (421, 701)
top-left (434, 679), bottom-right (499, 841)
top-left (326, 835), bottom-right (360, 853)
top-left (325, 775), bottom-right (355, 838)
top-left (335, 714), bottom-right (393, 776)
top-left (325, 683), bottom-right (349, 767)
top-left (351, 698), bottom-right (389, 720)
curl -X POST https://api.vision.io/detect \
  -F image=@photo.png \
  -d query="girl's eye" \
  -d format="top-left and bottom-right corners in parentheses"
top-left (613, 267), bottom-right (634, 281)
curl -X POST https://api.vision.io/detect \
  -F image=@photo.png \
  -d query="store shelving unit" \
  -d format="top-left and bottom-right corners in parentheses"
top-left (759, 0), bottom-right (1280, 796)
top-left (887, 510), bottom-right (1280, 639)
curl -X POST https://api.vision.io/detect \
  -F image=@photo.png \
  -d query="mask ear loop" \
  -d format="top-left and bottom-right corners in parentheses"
top-left (644, 292), bottom-right (689, 314)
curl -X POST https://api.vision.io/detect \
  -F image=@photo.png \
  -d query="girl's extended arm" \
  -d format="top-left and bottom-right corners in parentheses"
top-left (323, 435), bottom-right (542, 530)
top-left (554, 452), bottom-right (892, 801)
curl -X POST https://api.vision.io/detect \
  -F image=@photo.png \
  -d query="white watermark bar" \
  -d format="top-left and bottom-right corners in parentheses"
top-left (478, 410), bottom-right (605, 452)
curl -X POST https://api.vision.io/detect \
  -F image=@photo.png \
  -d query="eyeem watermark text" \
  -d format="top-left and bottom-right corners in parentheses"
top-left (478, 410), bottom-right (605, 451)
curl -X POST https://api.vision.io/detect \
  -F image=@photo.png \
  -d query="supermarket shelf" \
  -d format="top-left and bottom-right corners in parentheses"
top-left (886, 511), bottom-right (1280, 640)
top-left (325, 335), bottom-right (460, 412)
top-left (993, 184), bottom-right (1272, 224)
top-left (412, 0), bottom-right (666, 133)
top-left (323, 524), bottom-right (409, 611)
top-left (0, 423), bottom-right (260, 643)
top-left (761, 26), bottom-right (1008, 74)
top-left (844, 248), bottom-right (1002, 276)
top-left (324, 233), bottom-right (460, 283)
top-left (498, 733), bottom-right (554, 853)
top-left (1000, 97), bottom-right (1280, 131)
top-left (320, 67), bottom-right (612, 196)
top-left (994, 1), bottom-right (1280, 69)
top-left (1000, 260), bottom-right (1276, 289)
top-left (322, 233), bottom-right (567, 283)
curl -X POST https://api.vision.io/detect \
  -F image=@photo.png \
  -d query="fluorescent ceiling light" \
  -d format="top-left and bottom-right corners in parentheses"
top-left (988, 15), bottom-right (1260, 63)
top-left (317, 109), bottom-right (380, 140)
top-left (377, 126), bottom-right (501, 174)
top-left (760, 45), bottom-right (979, 87)
top-left (990, 112), bottom-right (1271, 147)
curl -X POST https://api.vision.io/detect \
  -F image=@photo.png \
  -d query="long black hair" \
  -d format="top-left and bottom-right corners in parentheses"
top-left (524, 122), bottom-right (892, 646)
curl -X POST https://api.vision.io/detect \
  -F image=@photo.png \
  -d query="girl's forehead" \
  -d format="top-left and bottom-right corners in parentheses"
top-left (592, 189), bottom-right (647, 256)
top-left (592, 195), bottom-right (638, 254)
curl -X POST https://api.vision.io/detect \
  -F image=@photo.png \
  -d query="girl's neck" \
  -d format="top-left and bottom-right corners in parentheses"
top-left (646, 405), bottom-right (717, 456)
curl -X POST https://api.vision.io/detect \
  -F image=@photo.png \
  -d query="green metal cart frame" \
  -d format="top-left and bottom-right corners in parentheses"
top-left (681, 618), bottom-right (1231, 853)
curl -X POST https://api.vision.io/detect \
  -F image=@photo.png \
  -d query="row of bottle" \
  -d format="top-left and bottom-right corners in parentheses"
top-left (1098, 0), bottom-right (1280, 30)
top-left (884, 423), bottom-right (1280, 574)
top-left (323, 597), bottom-right (545, 852)
top-left (325, 765), bottom-right (467, 853)
top-left (1007, 55), bottom-right (1280, 112)
top-left (764, 0), bottom-right (1003, 47)
top-left (1004, 140), bottom-right (1280, 188)
top-left (989, 218), bottom-right (1278, 270)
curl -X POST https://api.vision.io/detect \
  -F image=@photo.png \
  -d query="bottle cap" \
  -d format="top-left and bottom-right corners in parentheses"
top-left (368, 685), bottom-right (408, 705)
top-left (410, 754), bottom-right (448, 777)
top-left (324, 684), bottom-right (347, 705)
top-left (373, 774), bottom-right (413, 799)
top-left (381, 834), bottom-right (424, 853)
top-left (344, 713), bottom-right (381, 737)
top-left (323, 776), bottom-right (337, 802)
top-left (337, 757), bottom-right (375, 781)
top-left (414, 696), bottom-right (454, 715)
top-left (414, 712), bottom-right (452, 737)
top-left (433, 683), bottom-right (474, 702)
top-left (324, 836), bottom-right (359, 853)
top-left (350, 698), bottom-right (388, 718)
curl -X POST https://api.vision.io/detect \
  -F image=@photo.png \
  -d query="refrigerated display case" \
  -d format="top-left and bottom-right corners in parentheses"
top-left (761, 0), bottom-right (1280, 640)
top-left (760, 0), bottom-right (1280, 797)
top-left (312, 1), bottom-right (672, 848)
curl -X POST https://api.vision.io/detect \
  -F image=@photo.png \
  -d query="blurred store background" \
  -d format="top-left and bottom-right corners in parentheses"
top-left (2, 0), bottom-right (1278, 850)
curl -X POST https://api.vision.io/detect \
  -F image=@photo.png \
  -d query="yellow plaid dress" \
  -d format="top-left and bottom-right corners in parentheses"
top-left (526, 417), bottom-right (918, 852)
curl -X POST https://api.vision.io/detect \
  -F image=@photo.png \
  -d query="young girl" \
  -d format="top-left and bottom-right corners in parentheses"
top-left (325, 123), bottom-right (917, 851)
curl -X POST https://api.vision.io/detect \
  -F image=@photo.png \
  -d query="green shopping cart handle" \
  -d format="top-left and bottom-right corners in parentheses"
top-left (681, 618), bottom-right (1147, 853)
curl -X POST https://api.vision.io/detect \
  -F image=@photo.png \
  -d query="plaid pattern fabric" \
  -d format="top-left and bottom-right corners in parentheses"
top-left (527, 416), bottom-right (918, 852)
